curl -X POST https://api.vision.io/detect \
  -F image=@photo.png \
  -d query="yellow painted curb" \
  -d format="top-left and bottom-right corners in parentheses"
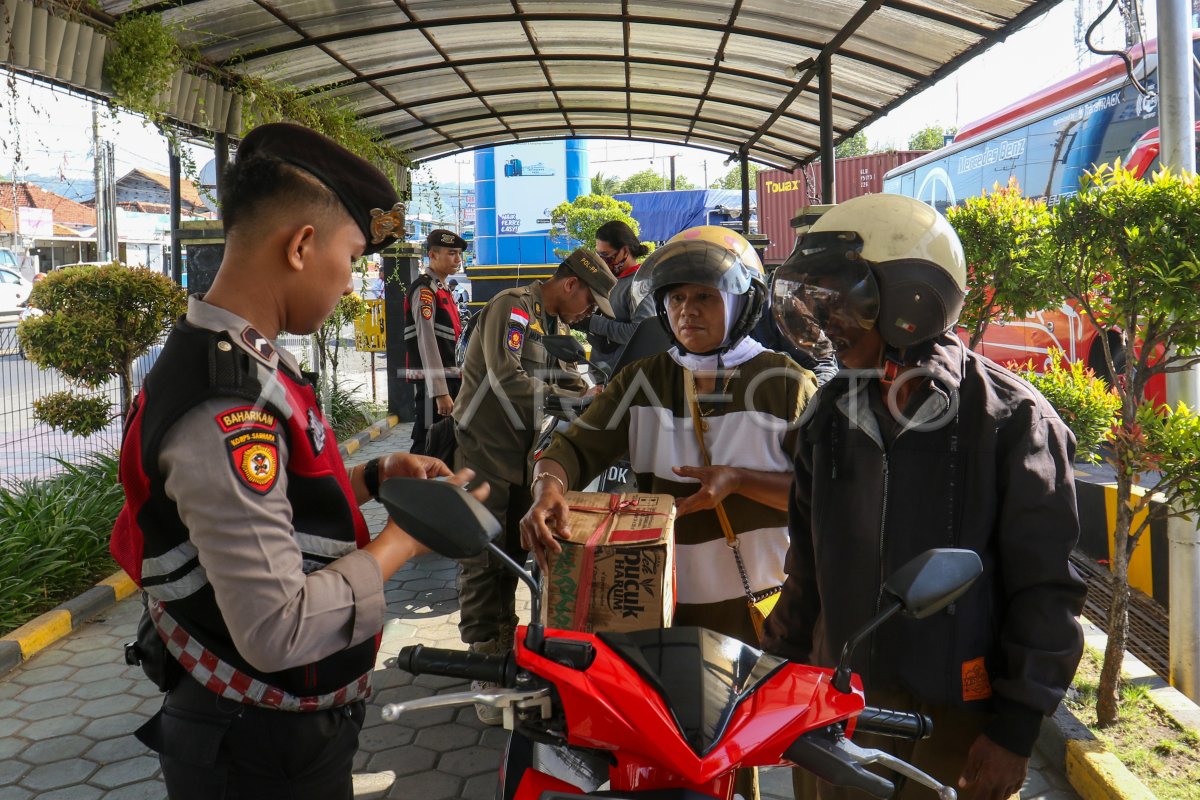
top-left (8, 609), bottom-right (72, 659)
top-left (343, 438), bottom-right (361, 455)
top-left (1065, 739), bottom-right (1156, 800)
top-left (100, 571), bottom-right (138, 602)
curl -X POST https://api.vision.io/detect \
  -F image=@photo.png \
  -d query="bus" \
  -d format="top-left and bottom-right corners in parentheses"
top-left (882, 33), bottom-right (1199, 382)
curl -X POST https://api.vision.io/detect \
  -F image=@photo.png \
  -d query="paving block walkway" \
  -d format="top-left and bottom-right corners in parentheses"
top-left (0, 423), bottom-right (1079, 799)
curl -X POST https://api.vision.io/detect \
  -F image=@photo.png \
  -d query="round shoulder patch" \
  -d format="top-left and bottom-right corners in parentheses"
top-left (506, 325), bottom-right (524, 352)
top-left (226, 430), bottom-right (280, 495)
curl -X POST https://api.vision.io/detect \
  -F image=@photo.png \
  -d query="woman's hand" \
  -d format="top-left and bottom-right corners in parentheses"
top-left (672, 464), bottom-right (743, 515)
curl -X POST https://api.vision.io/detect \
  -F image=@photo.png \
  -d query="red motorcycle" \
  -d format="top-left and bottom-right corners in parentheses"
top-left (379, 479), bottom-right (979, 800)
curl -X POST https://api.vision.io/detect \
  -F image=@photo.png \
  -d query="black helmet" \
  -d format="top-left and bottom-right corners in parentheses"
top-left (771, 194), bottom-right (967, 357)
top-left (633, 226), bottom-right (767, 355)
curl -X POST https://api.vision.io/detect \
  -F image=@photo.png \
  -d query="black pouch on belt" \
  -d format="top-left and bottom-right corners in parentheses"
top-left (124, 593), bottom-right (183, 692)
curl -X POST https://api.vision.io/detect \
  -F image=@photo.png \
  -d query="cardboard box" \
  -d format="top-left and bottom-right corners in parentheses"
top-left (541, 491), bottom-right (676, 633)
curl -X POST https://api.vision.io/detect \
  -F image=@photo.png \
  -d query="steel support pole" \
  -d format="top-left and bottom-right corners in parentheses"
top-left (213, 133), bottom-right (229, 218)
top-left (169, 149), bottom-right (183, 286)
top-left (740, 153), bottom-right (751, 234)
top-left (1158, 0), bottom-right (1200, 701)
top-left (819, 54), bottom-right (836, 204)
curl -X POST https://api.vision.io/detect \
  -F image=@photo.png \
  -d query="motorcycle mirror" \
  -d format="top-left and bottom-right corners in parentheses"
top-left (542, 334), bottom-right (590, 364)
top-left (831, 548), bottom-right (981, 693)
top-left (376, 478), bottom-right (500, 559)
top-left (883, 548), bottom-right (982, 619)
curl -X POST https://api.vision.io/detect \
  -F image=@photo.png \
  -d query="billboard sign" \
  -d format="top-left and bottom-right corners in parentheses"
top-left (494, 142), bottom-right (566, 236)
top-left (17, 207), bottom-right (53, 237)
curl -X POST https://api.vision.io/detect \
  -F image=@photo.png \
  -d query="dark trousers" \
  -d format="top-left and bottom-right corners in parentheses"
top-left (410, 378), bottom-right (461, 456)
top-left (453, 453), bottom-right (531, 644)
top-left (136, 677), bottom-right (365, 800)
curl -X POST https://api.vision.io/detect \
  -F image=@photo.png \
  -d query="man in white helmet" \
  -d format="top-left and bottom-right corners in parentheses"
top-left (762, 194), bottom-right (1085, 800)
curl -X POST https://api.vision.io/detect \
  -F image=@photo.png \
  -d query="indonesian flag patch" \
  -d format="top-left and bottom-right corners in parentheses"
top-left (227, 429), bottom-right (280, 494)
top-left (509, 307), bottom-right (529, 327)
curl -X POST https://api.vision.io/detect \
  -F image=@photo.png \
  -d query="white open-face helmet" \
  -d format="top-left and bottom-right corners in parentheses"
top-left (771, 194), bottom-right (967, 357)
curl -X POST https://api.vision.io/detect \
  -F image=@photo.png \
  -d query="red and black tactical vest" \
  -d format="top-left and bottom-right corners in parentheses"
top-left (403, 273), bottom-right (461, 382)
top-left (111, 320), bottom-right (375, 709)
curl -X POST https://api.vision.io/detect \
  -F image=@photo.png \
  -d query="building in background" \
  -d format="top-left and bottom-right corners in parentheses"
top-left (757, 151), bottom-right (927, 266)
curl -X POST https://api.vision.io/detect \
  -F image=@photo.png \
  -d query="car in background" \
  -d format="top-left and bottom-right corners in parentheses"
top-left (0, 267), bottom-right (32, 313)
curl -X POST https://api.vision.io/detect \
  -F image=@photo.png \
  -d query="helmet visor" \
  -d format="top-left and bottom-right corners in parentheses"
top-left (770, 231), bottom-right (880, 359)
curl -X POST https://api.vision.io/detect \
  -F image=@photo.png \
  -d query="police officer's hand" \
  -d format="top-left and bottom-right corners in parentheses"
top-left (957, 734), bottom-right (1029, 800)
top-left (520, 478), bottom-right (571, 573)
top-left (672, 465), bottom-right (742, 516)
top-left (382, 452), bottom-right (452, 480)
top-left (368, 469), bottom-right (489, 579)
top-left (435, 394), bottom-right (454, 416)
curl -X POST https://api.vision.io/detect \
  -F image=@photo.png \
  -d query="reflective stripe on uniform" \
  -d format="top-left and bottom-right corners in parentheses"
top-left (142, 541), bottom-right (200, 581)
top-left (144, 564), bottom-right (210, 602)
top-left (293, 530), bottom-right (356, 560)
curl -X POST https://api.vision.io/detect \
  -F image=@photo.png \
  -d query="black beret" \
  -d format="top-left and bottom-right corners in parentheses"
top-left (426, 229), bottom-right (468, 251)
top-left (236, 122), bottom-right (404, 255)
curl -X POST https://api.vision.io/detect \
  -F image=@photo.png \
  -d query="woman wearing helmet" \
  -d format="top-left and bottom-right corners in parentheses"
top-left (520, 226), bottom-right (817, 646)
top-left (763, 195), bottom-right (1084, 800)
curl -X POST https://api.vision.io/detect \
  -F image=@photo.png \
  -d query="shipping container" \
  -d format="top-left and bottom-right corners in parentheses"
top-left (756, 151), bottom-right (927, 265)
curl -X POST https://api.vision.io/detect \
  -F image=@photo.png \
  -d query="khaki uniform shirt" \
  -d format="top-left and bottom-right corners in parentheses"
top-left (453, 281), bottom-right (586, 484)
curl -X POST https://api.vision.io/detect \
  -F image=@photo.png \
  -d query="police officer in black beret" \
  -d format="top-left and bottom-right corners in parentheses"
top-left (111, 123), bottom-right (489, 799)
top-left (405, 228), bottom-right (467, 454)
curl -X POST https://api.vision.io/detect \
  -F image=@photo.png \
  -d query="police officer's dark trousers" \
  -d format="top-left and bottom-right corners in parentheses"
top-left (137, 676), bottom-right (365, 800)
top-left (453, 452), bottom-right (530, 644)
top-left (410, 377), bottom-right (461, 456)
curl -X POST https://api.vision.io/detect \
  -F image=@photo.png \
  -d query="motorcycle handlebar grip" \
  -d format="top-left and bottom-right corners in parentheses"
top-left (854, 707), bottom-right (934, 740)
top-left (397, 644), bottom-right (512, 685)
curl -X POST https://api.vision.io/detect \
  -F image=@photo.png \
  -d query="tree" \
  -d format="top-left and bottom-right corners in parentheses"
top-left (908, 125), bottom-right (957, 151)
top-left (945, 179), bottom-right (1057, 349)
top-left (591, 172), bottom-right (621, 196)
top-left (549, 194), bottom-right (641, 258)
top-left (835, 131), bottom-right (869, 158)
top-left (710, 163), bottom-right (762, 190)
top-left (17, 262), bottom-right (186, 436)
top-left (1043, 165), bottom-right (1200, 727)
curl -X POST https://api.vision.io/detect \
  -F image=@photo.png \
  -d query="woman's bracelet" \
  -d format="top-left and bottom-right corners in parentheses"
top-left (532, 471), bottom-right (567, 495)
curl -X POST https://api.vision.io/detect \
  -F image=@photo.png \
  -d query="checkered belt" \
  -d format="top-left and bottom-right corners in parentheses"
top-left (148, 598), bottom-right (372, 712)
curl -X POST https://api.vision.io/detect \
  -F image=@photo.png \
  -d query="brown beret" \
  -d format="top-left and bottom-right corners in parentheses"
top-left (237, 122), bottom-right (404, 255)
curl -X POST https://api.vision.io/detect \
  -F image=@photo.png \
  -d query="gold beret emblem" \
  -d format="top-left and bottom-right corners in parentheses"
top-left (369, 202), bottom-right (407, 245)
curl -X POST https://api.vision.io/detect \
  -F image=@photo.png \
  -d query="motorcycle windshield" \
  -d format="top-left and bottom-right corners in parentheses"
top-left (597, 627), bottom-right (786, 756)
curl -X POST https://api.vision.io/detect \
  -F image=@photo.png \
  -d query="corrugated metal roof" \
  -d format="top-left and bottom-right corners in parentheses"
top-left (25, 0), bottom-right (1064, 168)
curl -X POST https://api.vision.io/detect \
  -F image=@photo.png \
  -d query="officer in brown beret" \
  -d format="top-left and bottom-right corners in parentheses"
top-left (452, 247), bottom-right (614, 724)
top-left (404, 228), bottom-right (467, 454)
top-left (111, 122), bottom-right (488, 799)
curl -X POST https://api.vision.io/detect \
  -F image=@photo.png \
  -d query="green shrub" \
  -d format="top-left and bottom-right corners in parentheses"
top-left (1016, 352), bottom-right (1120, 463)
top-left (325, 381), bottom-right (384, 441)
top-left (0, 452), bottom-right (123, 633)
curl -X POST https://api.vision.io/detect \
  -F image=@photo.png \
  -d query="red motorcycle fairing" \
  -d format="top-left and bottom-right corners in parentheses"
top-left (512, 625), bottom-right (864, 795)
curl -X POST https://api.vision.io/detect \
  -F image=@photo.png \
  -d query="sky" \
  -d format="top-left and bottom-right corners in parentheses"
top-left (0, 0), bottom-right (1163, 194)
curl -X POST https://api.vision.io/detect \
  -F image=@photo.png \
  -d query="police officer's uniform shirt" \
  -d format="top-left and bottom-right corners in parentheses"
top-left (156, 297), bottom-right (384, 674)
top-left (453, 281), bottom-right (585, 485)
